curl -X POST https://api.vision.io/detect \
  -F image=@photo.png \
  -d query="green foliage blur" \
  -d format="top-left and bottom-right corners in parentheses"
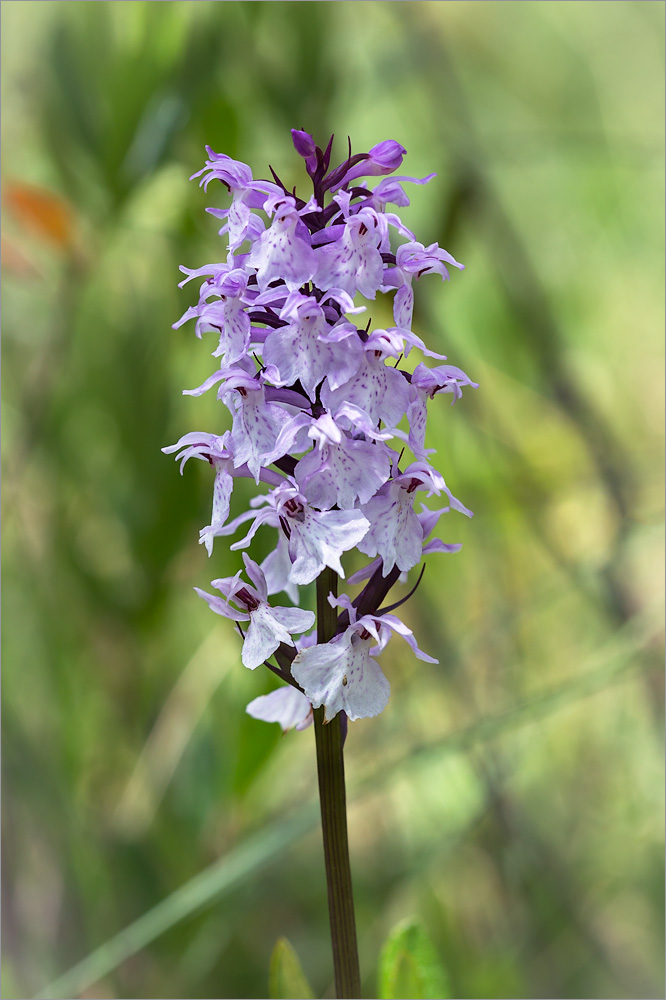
top-left (2, 2), bottom-right (664, 998)
top-left (378, 919), bottom-right (451, 999)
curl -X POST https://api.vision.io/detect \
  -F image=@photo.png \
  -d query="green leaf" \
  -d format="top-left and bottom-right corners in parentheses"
top-left (269, 937), bottom-right (315, 999)
top-left (378, 919), bottom-right (450, 1000)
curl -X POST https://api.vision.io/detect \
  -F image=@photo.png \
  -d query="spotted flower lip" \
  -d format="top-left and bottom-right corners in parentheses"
top-left (262, 293), bottom-right (364, 400)
top-left (167, 130), bottom-right (474, 722)
top-left (292, 410), bottom-right (394, 511)
top-left (291, 601), bottom-right (437, 723)
top-left (195, 554), bottom-right (315, 669)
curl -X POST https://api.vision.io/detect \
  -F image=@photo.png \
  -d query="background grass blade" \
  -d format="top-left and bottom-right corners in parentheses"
top-left (378, 918), bottom-right (451, 1000)
top-left (269, 938), bottom-right (315, 1000)
top-left (36, 809), bottom-right (317, 1000)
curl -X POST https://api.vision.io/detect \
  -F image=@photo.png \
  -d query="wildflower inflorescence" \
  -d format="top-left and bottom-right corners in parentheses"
top-left (165, 131), bottom-right (477, 729)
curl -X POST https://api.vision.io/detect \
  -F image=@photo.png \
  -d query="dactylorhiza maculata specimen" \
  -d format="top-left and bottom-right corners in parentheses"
top-left (165, 131), bottom-right (476, 997)
top-left (165, 131), bottom-right (477, 728)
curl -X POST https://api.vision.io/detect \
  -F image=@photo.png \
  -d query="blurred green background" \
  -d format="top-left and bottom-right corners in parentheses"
top-left (1, 2), bottom-right (664, 999)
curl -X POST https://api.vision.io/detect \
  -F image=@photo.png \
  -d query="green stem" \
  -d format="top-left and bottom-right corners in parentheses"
top-left (314, 567), bottom-right (361, 999)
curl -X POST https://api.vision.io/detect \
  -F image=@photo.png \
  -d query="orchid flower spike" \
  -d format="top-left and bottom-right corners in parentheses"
top-left (166, 131), bottom-right (475, 724)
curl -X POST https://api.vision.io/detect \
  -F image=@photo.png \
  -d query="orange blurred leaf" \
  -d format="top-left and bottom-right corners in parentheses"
top-left (3, 180), bottom-right (76, 249)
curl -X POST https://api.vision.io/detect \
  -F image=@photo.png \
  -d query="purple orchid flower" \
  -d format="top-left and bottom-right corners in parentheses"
top-left (262, 292), bottom-right (364, 401)
top-left (406, 362), bottom-right (479, 457)
top-left (291, 593), bottom-right (436, 722)
top-left (195, 554), bottom-right (315, 669)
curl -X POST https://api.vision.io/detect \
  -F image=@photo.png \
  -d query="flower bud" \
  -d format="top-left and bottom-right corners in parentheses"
top-left (291, 129), bottom-right (318, 172)
top-left (366, 140), bottom-right (406, 174)
top-left (329, 139), bottom-right (407, 189)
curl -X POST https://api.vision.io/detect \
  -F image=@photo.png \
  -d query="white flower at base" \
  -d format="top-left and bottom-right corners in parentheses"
top-left (246, 686), bottom-right (313, 732)
top-left (292, 600), bottom-right (437, 722)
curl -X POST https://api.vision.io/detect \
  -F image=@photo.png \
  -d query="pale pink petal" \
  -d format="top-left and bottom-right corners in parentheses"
top-left (211, 298), bottom-right (251, 363)
top-left (242, 603), bottom-right (294, 669)
top-left (194, 587), bottom-right (248, 622)
top-left (261, 534), bottom-right (300, 604)
top-left (269, 606), bottom-right (316, 635)
top-left (358, 484), bottom-right (423, 575)
top-left (199, 462), bottom-right (234, 556)
top-left (228, 392), bottom-right (291, 483)
top-left (263, 309), bottom-right (363, 401)
top-left (292, 629), bottom-right (390, 722)
top-left (241, 553), bottom-right (268, 602)
top-left (286, 508), bottom-right (370, 585)
top-left (374, 612), bottom-right (438, 663)
top-left (406, 394), bottom-right (428, 459)
top-left (422, 539), bottom-right (462, 556)
top-left (248, 201), bottom-right (317, 291)
top-left (246, 687), bottom-right (313, 732)
top-left (322, 352), bottom-right (411, 427)
top-left (295, 437), bottom-right (391, 510)
top-left (393, 284), bottom-right (413, 330)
